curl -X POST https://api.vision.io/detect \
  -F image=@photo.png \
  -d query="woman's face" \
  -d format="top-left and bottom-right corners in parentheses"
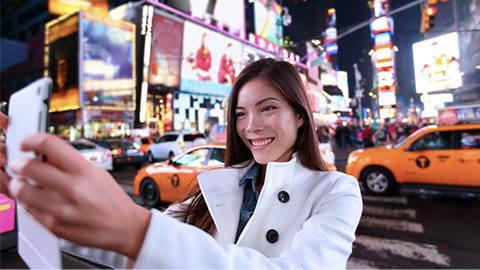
top-left (235, 78), bottom-right (304, 164)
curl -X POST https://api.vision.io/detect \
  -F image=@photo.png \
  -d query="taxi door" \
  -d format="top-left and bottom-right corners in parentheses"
top-left (399, 131), bottom-right (457, 185)
top-left (160, 147), bottom-right (210, 202)
top-left (456, 129), bottom-right (480, 186)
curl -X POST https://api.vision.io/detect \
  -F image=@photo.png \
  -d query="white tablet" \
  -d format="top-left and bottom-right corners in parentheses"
top-left (6, 77), bottom-right (62, 269)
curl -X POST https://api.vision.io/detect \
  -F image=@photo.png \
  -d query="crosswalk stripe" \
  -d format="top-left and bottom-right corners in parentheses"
top-left (360, 216), bottom-right (424, 233)
top-left (362, 205), bottom-right (416, 219)
top-left (347, 257), bottom-right (378, 269)
top-left (354, 235), bottom-right (450, 266)
top-left (362, 195), bottom-right (408, 204)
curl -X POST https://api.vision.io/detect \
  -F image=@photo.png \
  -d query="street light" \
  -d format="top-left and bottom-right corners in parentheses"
top-left (276, 6), bottom-right (292, 46)
top-left (281, 7), bottom-right (292, 26)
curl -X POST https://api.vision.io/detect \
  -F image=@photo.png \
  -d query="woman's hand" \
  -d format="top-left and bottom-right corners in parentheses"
top-left (8, 132), bottom-right (151, 260)
top-left (0, 112), bottom-right (10, 196)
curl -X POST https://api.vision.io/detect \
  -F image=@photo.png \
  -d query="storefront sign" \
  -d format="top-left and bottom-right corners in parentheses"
top-left (438, 109), bottom-right (458, 124)
top-left (83, 110), bottom-right (135, 123)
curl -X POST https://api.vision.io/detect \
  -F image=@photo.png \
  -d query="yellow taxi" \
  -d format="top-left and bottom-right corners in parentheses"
top-left (134, 143), bottom-right (226, 207)
top-left (134, 141), bottom-right (337, 206)
top-left (346, 123), bottom-right (480, 195)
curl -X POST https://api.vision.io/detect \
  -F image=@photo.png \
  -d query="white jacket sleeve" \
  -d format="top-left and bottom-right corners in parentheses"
top-left (133, 177), bottom-right (362, 269)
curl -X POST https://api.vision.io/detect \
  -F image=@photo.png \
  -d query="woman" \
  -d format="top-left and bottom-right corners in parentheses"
top-left (1, 59), bottom-right (362, 269)
top-left (193, 32), bottom-right (212, 81)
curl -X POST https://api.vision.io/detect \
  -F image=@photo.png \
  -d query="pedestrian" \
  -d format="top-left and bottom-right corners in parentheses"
top-left (316, 125), bottom-right (330, 143)
top-left (335, 124), bottom-right (343, 148)
top-left (1, 59), bottom-right (362, 269)
top-left (374, 123), bottom-right (388, 147)
top-left (362, 124), bottom-right (374, 148)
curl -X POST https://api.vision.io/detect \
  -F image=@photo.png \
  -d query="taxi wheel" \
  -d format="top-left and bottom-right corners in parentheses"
top-left (361, 167), bottom-right (396, 196)
top-left (140, 178), bottom-right (160, 207)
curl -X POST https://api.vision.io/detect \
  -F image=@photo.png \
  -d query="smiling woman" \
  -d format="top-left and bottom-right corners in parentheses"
top-left (0, 59), bottom-right (362, 269)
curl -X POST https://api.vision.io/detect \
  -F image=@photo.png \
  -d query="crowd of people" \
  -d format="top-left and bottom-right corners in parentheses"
top-left (317, 119), bottom-right (425, 149)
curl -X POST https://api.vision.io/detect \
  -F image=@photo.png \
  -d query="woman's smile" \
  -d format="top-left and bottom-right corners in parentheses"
top-left (249, 138), bottom-right (275, 149)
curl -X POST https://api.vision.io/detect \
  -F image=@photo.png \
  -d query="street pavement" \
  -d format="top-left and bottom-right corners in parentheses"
top-left (332, 144), bottom-right (355, 173)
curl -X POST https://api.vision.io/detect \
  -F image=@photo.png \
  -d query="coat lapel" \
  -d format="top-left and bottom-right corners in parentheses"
top-left (197, 161), bottom-right (255, 244)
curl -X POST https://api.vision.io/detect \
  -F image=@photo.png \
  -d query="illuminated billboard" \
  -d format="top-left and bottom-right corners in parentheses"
top-left (48, 0), bottom-right (108, 16)
top-left (169, 0), bottom-right (245, 38)
top-left (81, 12), bottom-right (136, 110)
top-left (254, 0), bottom-right (283, 45)
top-left (378, 90), bottom-right (396, 106)
top-left (148, 12), bottom-right (184, 87)
top-left (180, 21), bottom-right (242, 97)
top-left (46, 13), bottom-right (81, 113)
top-left (413, 32), bottom-right (462, 93)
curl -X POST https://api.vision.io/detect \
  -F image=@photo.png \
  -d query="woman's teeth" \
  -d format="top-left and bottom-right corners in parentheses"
top-left (252, 138), bottom-right (273, 147)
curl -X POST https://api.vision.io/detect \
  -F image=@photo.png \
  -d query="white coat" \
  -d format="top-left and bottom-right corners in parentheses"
top-left (61, 153), bottom-right (362, 269)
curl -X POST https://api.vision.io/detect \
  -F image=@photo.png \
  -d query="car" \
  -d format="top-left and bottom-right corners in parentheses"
top-left (147, 131), bottom-right (207, 162)
top-left (318, 142), bottom-right (337, 171)
top-left (134, 143), bottom-right (226, 207)
top-left (69, 139), bottom-right (113, 171)
top-left (345, 123), bottom-right (480, 196)
top-left (135, 136), bottom-right (153, 154)
top-left (97, 138), bottom-right (147, 169)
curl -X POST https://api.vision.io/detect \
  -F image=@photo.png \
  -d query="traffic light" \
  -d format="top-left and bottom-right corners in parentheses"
top-left (420, 6), bottom-right (437, 33)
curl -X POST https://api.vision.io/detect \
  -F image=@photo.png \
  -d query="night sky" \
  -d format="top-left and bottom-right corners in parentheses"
top-left (283, 0), bottom-right (425, 110)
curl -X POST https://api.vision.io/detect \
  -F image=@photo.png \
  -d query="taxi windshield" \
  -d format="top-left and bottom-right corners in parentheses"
top-left (393, 127), bottom-right (429, 149)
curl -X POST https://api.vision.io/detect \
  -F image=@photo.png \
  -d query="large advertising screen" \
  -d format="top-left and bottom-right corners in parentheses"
top-left (81, 12), bottom-right (136, 110)
top-left (180, 21), bottom-right (242, 97)
top-left (413, 32), bottom-right (462, 93)
top-left (254, 0), bottom-right (283, 45)
top-left (148, 12), bottom-right (184, 87)
top-left (169, 0), bottom-right (245, 38)
top-left (46, 14), bottom-right (80, 113)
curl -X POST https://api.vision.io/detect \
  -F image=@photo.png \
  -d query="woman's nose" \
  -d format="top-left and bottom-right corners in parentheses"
top-left (246, 115), bottom-right (261, 133)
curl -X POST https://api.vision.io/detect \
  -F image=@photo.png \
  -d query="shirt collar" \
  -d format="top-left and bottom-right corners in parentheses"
top-left (238, 162), bottom-right (261, 187)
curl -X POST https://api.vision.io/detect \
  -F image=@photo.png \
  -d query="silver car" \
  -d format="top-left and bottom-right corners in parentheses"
top-left (147, 131), bottom-right (207, 162)
top-left (69, 139), bottom-right (113, 171)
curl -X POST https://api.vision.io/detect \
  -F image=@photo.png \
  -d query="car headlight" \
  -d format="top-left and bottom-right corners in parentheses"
top-left (347, 154), bottom-right (358, 164)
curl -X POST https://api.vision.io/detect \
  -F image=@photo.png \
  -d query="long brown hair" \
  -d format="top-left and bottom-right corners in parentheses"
top-left (169, 59), bottom-right (329, 234)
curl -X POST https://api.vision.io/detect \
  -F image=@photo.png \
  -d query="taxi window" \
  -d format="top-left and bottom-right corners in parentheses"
top-left (460, 130), bottom-right (480, 149)
top-left (174, 148), bottom-right (209, 166)
top-left (208, 148), bottom-right (226, 166)
top-left (409, 131), bottom-right (454, 151)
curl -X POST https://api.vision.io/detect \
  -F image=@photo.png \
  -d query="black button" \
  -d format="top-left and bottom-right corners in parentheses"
top-left (266, 229), bottom-right (279, 243)
top-left (278, 191), bottom-right (290, 203)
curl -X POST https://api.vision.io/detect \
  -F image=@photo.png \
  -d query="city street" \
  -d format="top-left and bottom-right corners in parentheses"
top-left (112, 146), bottom-right (480, 269)
top-left (2, 0), bottom-right (479, 269)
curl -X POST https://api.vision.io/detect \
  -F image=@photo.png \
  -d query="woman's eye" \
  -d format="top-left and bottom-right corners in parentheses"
top-left (235, 112), bottom-right (245, 118)
top-left (262, 106), bottom-right (276, 112)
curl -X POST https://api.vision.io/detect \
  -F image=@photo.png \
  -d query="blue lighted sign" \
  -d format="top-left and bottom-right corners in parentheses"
top-left (325, 42), bottom-right (338, 54)
top-left (374, 32), bottom-right (391, 46)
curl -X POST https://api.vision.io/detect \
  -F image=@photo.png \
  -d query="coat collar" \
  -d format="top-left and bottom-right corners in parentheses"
top-left (197, 153), bottom-right (301, 244)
